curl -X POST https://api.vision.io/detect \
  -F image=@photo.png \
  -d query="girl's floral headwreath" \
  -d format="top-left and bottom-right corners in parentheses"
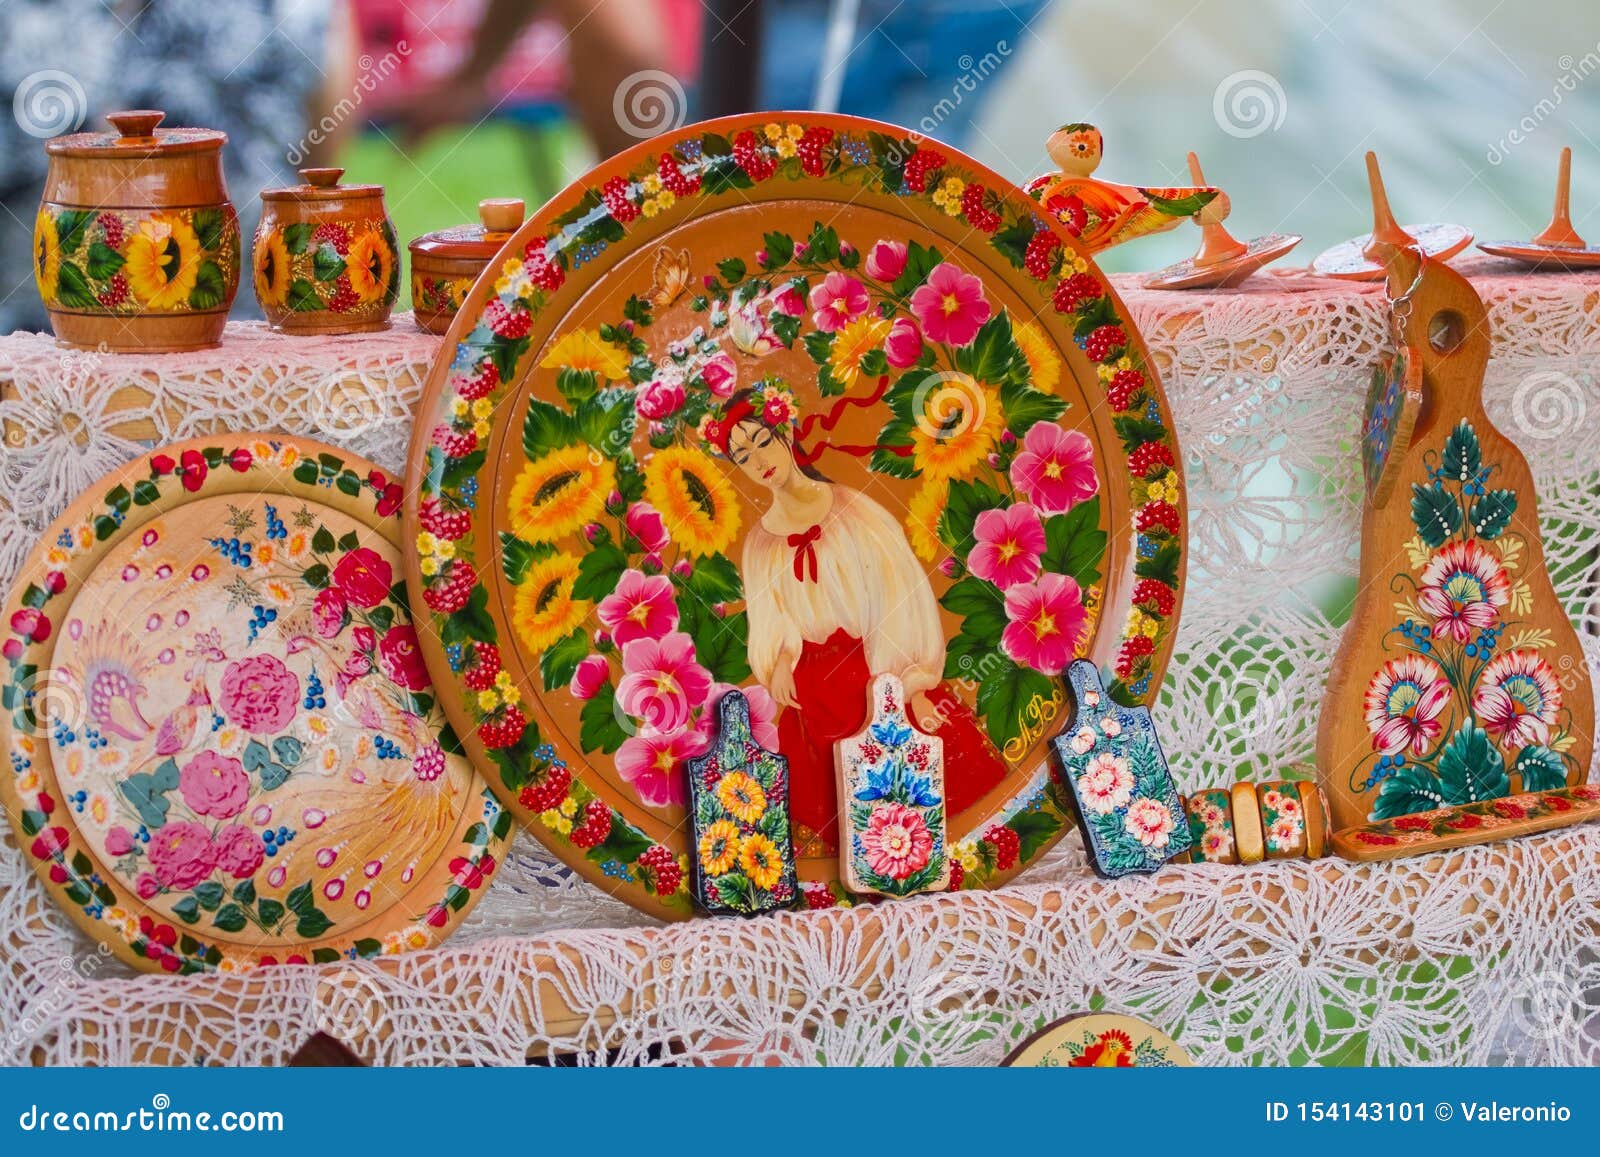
top-left (699, 375), bottom-right (909, 468)
top-left (700, 378), bottom-right (798, 457)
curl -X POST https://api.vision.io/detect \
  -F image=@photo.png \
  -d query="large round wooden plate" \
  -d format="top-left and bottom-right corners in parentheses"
top-left (0, 437), bottom-right (509, 974)
top-left (1001, 1013), bottom-right (1193, 1066)
top-left (404, 114), bottom-right (1187, 917)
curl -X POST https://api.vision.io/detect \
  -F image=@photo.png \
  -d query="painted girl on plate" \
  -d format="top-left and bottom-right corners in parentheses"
top-left (705, 383), bottom-right (1007, 850)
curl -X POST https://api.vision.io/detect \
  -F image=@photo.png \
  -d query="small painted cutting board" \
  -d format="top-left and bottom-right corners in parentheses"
top-left (1317, 156), bottom-right (1597, 860)
top-left (1050, 660), bottom-right (1192, 876)
top-left (834, 674), bottom-right (949, 897)
top-left (684, 689), bottom-right (798, 915)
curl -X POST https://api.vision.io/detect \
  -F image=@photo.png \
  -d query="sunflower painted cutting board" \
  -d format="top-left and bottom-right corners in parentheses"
top-left (1316, 159), bottom-right (1596, 860)
top-left (404, 114), bottom-right (1189, 917)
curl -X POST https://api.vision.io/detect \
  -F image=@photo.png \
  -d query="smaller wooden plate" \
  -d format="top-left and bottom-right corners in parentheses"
top-left (1002, 1012), bottom-right (1193, 1067)
top-left (1477, 240), bottom-right (1600, 269)
top-left (1, 437), bottom-right (509, 974)
top-left (1142, 233), bottom-right (1301, 290)
top-left (1312, 223), bottom-right (1472, 280)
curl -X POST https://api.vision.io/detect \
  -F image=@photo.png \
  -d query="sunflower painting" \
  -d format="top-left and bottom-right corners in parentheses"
top-left (505, 444), bottom-right (615, 545)
top-left (32, 205), bottom-right (237, 314)
top-left (124, 215), bottom-right (203, 309)
top-left (254, 231), bottom-right (291, 308)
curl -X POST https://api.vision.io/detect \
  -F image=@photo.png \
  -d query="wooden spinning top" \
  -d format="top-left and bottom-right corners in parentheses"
top-left (1311, 152), bottom-right (1472, 281)
top-left (1479, 148), bottom-right (1600, 269)
top-left (1316, 155), bottom-right (1596, 861)
top-left (1142, 152), bottom-right (1301, 290)
top-left (1024, 123), bottom-right (1219, 255)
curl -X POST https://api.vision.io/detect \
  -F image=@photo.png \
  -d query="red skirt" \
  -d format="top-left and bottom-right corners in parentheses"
top-left (778, 628), bottom-right (1008, 848)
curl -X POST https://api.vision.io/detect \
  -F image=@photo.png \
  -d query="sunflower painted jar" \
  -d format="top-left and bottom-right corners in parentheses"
top-left (408, 198), bottom-right (525, 334)
top-left (254, 168), bottom-right (399, 335)
top-left (36, 110), bottom-right (240, 352)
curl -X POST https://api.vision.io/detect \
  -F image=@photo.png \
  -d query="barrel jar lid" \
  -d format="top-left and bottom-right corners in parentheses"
top-left (409, 199), bottom-right (527, 260)
top-left (46, 110), bottom-right (227, 158)
top-left (261, 167), bottom-right (385, 202)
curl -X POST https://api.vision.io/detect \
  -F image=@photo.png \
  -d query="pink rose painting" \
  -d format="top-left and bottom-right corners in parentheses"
top-left (1010, 423), bottom-right (1099, 515)
top-left (624, 502), bottom-right (670, 559)
top-left (909, 262), bottom-right (990, 346)
top-left (218, 654), bottom-right (299, 734)
top-left (331, 547), bottom-right (393, 609)
top-left (312, 587), bottom-right (349, 638)
top-left (635, 378), bottom-right (686, 420)
top-left (860, 803), bottom-right (933, 881)
top-left (597, 569), bottom-right (679, 648)
top-left (377, 624), bottom-right (431, 692)
top-left (616, 631), bottom-right (711, 734)
top-left (967, 504), bottom-right (1046, 591)
top-left (1001, 573), bottom-right (1088, 677)
top-left (213, 824), bottom-right (265, 878)
top-left (179, 750), bottom-right (250, 818)
top-left (569, 653), bottom-right (609, 701)
top-left (863, 239), bottom-right (908, 281)
top-left (809, 271), bottom-right (869, 332)
top-left (615, 728), bottom-right (703, 807)
top-left (148, 821), bottom-right (217, 890)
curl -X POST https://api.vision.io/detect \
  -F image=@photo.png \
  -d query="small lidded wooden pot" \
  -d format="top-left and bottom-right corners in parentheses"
top-left (254, 167), bottom-right (399, 335)
top-left (37, 110), bottom-right (240, 352)
top-left (408, 199), bottom-right (526, 334)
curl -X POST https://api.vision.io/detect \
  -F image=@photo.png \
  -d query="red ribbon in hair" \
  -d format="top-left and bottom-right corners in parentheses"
top-left (787, 524), bottom-right (821, 582)
top-left (794, 376), bottom-right (912, 466)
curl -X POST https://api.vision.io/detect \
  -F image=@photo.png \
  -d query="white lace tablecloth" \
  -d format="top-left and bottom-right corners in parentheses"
top-left (5, 262), bottom-right (1600, 1067)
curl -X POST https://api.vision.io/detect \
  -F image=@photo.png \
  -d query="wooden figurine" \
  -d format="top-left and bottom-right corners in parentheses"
top-left (685, 689), bottom-right (799, 915)
top-left (1050, 660), bottom-right (1192, 877)
top-left (1316, 153), bottom-right (1597, 861)
top-left (1311, 153), bottom-right (1472, 280)
top-left (1025, 123), bottom-right (1218, 255)
top-left (1479, 148), bottom-right (1600, 269)
top-left (37, 110), bottom-right (241, 352)
top-left (1143, 153), bottom-right (1300, 289)
top-left (834, 673), bottom-right (949, 898)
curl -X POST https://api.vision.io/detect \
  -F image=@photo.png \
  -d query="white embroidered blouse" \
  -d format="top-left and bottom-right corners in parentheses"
top-left (742, 486), bottom-right (944, 701)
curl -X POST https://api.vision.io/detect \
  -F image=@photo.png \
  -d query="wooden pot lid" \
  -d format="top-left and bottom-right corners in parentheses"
top-left (0, 437), bottom-right (509, 975)
top-left (1002, 1012), bottom-right (1194, 1066)
top-left (261, 167), bottom-right (385, 202)
top-left (404, 113), bottom-right (1189, 918)
top-left (410, 199), bottom-right (528, 260)
top-left (46, 110), bottom-right (227, 157)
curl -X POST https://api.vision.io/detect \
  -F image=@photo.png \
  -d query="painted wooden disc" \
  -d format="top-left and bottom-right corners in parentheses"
top-left (404, 114), bottom-right (1187, 918)
top-left (1312, 223), bottom-right (1472, 280)
top-left (1001, 1012), bottom-right (1193, 1067)
top-left (1477, 240), bottom-right (1600, 269)
top-left (1141, 232), bottom-right (1302, 290)
top-left (0, 437), bottom-right (510, 975)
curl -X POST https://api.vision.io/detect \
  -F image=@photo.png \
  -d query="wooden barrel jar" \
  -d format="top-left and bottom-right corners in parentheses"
top-left (408, 198), bottom-right (526, 335)
top-left (36, 110), bottom-right (240, 352)
top-left (253, 168), bottom-right (399, 335)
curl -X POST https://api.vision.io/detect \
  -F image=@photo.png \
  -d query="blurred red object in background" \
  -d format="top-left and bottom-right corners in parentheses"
top-left (350, 0), bottom-right (701, 115)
